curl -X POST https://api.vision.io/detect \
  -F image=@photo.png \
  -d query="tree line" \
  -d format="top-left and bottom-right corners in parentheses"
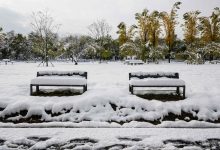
top-left (0, 2), bottom-right (220, 65)
top-left (0, 11), bottom-right (119, 66)
top-left (118, 2), bottom-right (220, 64)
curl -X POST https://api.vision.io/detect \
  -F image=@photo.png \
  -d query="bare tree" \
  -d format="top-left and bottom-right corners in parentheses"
top-left (31, 10), bottom-right (60, 66)
top-left (88, 19), bottom-right (111, 43)
top-left (88, 19), bottom-right (112, 62)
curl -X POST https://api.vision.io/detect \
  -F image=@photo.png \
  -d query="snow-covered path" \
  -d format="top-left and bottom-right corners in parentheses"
top-left (0, 128), bottom-right (220, 149)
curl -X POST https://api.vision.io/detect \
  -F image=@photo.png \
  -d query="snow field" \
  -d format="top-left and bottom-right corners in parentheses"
top-left (0, 62), bottom-right (220, 127)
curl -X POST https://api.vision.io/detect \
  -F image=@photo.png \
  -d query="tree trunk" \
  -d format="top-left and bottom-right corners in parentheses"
top-left (168, 46), bottom-right (171, 63)
top-left (141, 46), bottom-right (147, 63)
top-left (209, 53), bottom-right (213, 62)
top-left (46, 56), bottom-right (48, 67)
top-left (45, 36), bottom-right (49, 67)
top-left (168, 53), bottom-right (171, 63)
top-left (73, 57), bottom-right (78, 65)
top-left (74, 59), bottom-right (78, 65)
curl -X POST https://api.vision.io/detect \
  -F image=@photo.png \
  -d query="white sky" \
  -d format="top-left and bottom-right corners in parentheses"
top-left (0, 0), bottom-right (219, 39)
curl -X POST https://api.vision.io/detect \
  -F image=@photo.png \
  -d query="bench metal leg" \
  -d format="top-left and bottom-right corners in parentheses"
top-left (131, 86), bottom-right (133, 94)
top-left (176, 87), bottom-right (180, 95)
top-left (30, 85), bottom-right (33, 95)
top-left (183, 86), bottom-right (186, 99)
top-left (36, 85), bottom-right (40, 93)
top-left (83, 85), bottom-right (87, 92)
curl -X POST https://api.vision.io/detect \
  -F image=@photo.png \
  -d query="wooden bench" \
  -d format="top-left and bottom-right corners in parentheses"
top-left (129, 72), bottom-right (186, 98)
top-left (30, 71), bottom-right (87, 95)
top-left (2, 59), bottom-right (14, 65)
top-left (209, 60), bottom-right (220, 64)
top-left (124, 60), bottom-right (144, 65)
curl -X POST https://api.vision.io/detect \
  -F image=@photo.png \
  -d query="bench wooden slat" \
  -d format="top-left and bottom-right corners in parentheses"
top-left (37, 71), bottom-right (87, 79)
top-left (129, 72), bottom-right (185, 98)
top-left (129, 72), bottom-right (179, 80)
top-left (30, 71), bottom-right (88, 95)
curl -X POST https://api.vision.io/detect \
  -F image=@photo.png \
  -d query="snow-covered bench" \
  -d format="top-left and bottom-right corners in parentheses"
top-left (129, 72), bottom-right (186, 98)
top-left (30, 71), bottom-right (87, 95)
top-left (2, 59), bottom-right (14, 65)
top-left (124, 60), bottom-right (144, 65)
top-left (209, 60), bottom-right (220, 64)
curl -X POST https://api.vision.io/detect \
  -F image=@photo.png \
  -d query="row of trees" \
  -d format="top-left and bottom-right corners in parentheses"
top-left (0, 2), bottom-right (220, 65)
top-left (0, 14), bottom-right (118, 66)
top-left (63, 20), bottom-right (119, 64)
top-left (183, 7), bottom-right (220, 64)
top-left (117, 2), bottom-right (220, 64)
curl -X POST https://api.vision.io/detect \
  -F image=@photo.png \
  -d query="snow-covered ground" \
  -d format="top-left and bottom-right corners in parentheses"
top-left (0, 61), bottom-right (220, 127)
top-left (0, 128), bottom-right (220, 149)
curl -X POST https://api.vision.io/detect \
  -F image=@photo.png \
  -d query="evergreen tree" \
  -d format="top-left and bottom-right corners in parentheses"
top-left (119, 42), bottom-right (140, 59)
top-left (0, 31), bottom-right (15, 59)
top-left (63, 35), bottom-right (92, 64)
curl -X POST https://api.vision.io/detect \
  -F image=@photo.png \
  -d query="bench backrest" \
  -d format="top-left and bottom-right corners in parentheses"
top-left (37, 71), bottom-right (87, 79)
top-left (129, 72), bottom-right (179, 80)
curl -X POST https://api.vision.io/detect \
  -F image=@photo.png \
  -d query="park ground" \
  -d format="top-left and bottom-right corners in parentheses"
top-left (1, 61), bottom-right (220, 149)
top-left (0, 61), bottom-right (219, 127)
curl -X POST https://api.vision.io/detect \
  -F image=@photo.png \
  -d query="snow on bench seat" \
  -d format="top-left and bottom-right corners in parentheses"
top-left (37, 71), bottom-right (87, 76)
top-left (31, 76), bottom-right (87, 86)
top-left (125, 60), bottom-right (144, 65)
top-left (130, 78), bottom-right (185, 86)
top-left (129, 72), bottom-right (186, 98)
top-left (130, 72), bottom-right (179, 78)
top-left (30, 71), bottom-right (88, 95)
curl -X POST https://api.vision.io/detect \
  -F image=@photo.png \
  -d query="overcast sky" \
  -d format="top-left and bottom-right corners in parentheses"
top-left (0, 0), bottom-right (219, 39)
